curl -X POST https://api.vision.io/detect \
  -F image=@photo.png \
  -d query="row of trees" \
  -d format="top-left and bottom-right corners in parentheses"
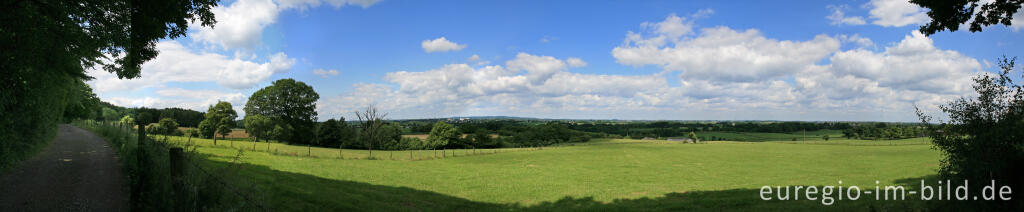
top-left (840, 123), bottom-right (928, 140)
top-left (567, 121), bottom-right (855, 138)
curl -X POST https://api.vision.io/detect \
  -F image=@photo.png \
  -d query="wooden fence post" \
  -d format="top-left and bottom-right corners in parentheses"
top-left (169, 147), bottom-right (186, 212)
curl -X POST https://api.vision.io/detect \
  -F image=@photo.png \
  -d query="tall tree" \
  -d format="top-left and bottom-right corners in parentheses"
top-left (917, 56), bottom-right (1023, 210)
top-left (200, 101), bottom-right (236, 145)
top-left (244, 79), bottom-right (319, 144)
top-left (912, 0), bottom-right (1024, 35)
top-left (0, 0), bottom-right (219, 170)
top-left (355, 106), bottom-right (388, 158)
top-left (427, 121), bottom-right (459, 150)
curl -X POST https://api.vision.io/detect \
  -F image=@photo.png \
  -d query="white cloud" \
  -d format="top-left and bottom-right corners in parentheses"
top-left (316, 16), bottom-right (984, 121)
top-left (613, 22), bottom-right (840, 82)
top-left (467, 54), bottom-right (481, 61)
top-left (106, 88), bottom-right (246, 112)
top-left (192, 0), bottom-right (379, 49)
top-left (828, 31), bottom-right (979, 95)
top-left (1012, 12), bottom-right (1024, 31)
top-left (506, 53), bottom-right (568, 84)
top-left (313, 69), bottom-right (340, 78)
top-left (421, 37), bottom-right (467, 53)
top-left (566, 57), bottom-right (588, 67)
top-left (867, 0), bottom-right (929, 27)
top-left (691, 8), bottom-right (715, 19)
top-left (838, 34), bottom-right (875, 48)
top-left (827, 5), bottom-right (867, 26)
top-left (87, 40), bottom-right (295, 92)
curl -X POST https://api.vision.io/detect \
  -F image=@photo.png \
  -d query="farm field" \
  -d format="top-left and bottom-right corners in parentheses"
top-left (168, 136), bottom-right (941, 211)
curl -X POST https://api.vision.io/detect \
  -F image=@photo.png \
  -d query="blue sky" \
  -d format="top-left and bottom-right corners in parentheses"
top-left (87, 0), bottom-right (1024, 121)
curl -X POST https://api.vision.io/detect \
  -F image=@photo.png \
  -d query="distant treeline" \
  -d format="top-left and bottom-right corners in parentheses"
top-left (564, 121), bottom-right (853, 138)
top-left (841, 123), bottom-right (928, 140)
top-left (96, 102), bottom-right (206, 127)
top-left (316, 121), bottom-right (592, 150)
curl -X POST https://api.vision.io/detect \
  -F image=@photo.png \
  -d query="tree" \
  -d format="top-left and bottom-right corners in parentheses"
top-left (687, 131), bottom-right (698, 143)
top-left (244, 79), bottom-right (319, 144)
top-left (912, 0), bottom-right (1024, 36)
top-left (62, 81), bottom-right (101, 122)
top-left (355, 106), bottom-right (388, 158)
top-left (917, 56), bottom-right (1023, 210)
top-left (822, 135), bottom-right (830, 141)
top-left (472, 130), bottom-right (495, 148)
top-left (157, 118), bottom-right (179, 135)
top-left (1, 0), bottom-right (219, 170)
top-left (200, 101), bottom-right (237, 145)
top-left (119, 115), bottom-right (135, 128)
top-left (245, 114), bottom-right (273, 144)
top-left (316, 119), bottom-right (344, 147)
top-left (427, 121), bottom-right (459, 150)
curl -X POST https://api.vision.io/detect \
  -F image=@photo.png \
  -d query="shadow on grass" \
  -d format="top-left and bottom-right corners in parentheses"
top-left (198, 155), bottom-right (938, 211)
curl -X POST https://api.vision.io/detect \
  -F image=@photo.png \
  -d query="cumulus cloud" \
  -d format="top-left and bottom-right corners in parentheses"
top-left (106, 88), bottom-right (246, 112)
top-left (87, 40), bottom-right (295, 92)
top-left (192, 0), bottom-right (379, 49)
top-left (828, 31), bottom-right (979, 94)
top-left (566, 57), bottom-right (587, 68)
top-left (319, 53), bottom-right (673, 119)
top-left (421, 37), bottom-right (467, 53)
top-left (467, 54), bottom-right (481, 61)
top-left (313, 69), bottom-right (340, 78)
top-left (613, 19), bottom-right (840, 82)
top-left (506, 53), bottom-right (568, 84)
top-left (838, 34), bottom-right (874, 48)
top-left (317, 15), bottom-right (983, 121)
top-left (827, 5), bottom-right (867, 26)
top-left (867, 0), bottom-right (929, 27)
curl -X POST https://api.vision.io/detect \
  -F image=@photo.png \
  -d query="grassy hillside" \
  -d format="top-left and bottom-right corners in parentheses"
top-left (165, 136), bottom-right (941, 211)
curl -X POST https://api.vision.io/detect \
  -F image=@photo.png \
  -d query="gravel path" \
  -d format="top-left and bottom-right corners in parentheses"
top-left (0, 124), bottom-right (129, 211)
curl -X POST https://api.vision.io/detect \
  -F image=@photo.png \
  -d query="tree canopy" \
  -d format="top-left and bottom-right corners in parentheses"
top-left (912, 0), bottom-right (1024, 35)
top-left (199, 101), bottom-right (237, 140)
top-left (917, 56), bottom-right (1023, 209)
top-left (245, 79), bottom-right (319, 144)
top-left (427, 121), bottom-right (459, 150)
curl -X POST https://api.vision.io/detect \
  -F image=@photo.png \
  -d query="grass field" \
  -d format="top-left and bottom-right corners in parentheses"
top-left (162, 135), bottom-right (941, 211)
top-left (692, 130), bottom-right (848, 142)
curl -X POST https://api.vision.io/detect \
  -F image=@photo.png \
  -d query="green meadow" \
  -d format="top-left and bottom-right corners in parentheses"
top-left (164, 134), bottom-right (941, 211)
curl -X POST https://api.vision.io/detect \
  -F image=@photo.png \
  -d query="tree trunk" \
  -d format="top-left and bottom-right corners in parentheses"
top-left (253, 137), bottom-right (257, 150)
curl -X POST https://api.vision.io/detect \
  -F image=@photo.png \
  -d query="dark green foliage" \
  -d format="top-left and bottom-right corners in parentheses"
top-left (245, 79), bottom-right (319, 144)
top-left (62, 81), bottom-right (101, 122)
top-left (912, 0), bottom-right (1024, 35)
top-left (156, 118), bottom-right (180, 135)
top-left (510, 123), bottom-right (590, 146)
top-left (244, 114), bottom-right (273, 143)
top-left (199, 101), bottom-right (236, 140)
top-left (918, 57), bottom-right (1024, 210)
top-left (427, 121), bottom-right (459, 149)
top-left (841, 123), bottom-right (926, 140)
top-left (315, 118), bottom-right (356, 148)
top-left (569, 121), bottom-right (852, 138)
top-left (0, 0), bottom-right (218, 172)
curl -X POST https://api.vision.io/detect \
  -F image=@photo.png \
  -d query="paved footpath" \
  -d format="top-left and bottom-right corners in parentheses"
top-left (0, 124), bottom-right (129, 211)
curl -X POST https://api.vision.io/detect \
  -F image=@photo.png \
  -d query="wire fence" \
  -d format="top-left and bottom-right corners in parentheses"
top-left (74, 120), bottom-right (268, 211)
